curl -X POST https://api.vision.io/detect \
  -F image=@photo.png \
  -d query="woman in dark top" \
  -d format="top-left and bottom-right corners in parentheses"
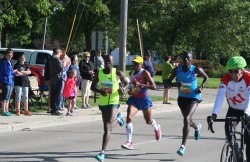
top-left (79, 51), bottom-right (94, 108)
top-left (14, 53), bottom-right (31, 116)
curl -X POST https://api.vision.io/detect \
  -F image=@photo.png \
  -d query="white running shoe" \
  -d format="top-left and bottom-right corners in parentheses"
top-left (121, 141), bottom-right (133, 150)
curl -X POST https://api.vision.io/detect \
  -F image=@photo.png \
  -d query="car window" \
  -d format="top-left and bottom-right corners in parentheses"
top-left (36, 52), bottom-right (51, 64)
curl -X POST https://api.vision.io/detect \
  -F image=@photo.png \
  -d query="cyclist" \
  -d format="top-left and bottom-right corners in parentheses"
top-left (167, 51), bottom-right (208, 156)
top-left (208, 56), bottom-right (250, 162)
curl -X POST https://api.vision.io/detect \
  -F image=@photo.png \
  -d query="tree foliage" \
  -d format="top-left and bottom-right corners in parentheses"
top-left (0, 0), bottom-right (61, 47)
top-left (2, 0), bottom-right (250, 65)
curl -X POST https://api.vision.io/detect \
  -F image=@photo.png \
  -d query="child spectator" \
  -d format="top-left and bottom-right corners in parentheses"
top-left (62, 70), bottom-right (77, 116)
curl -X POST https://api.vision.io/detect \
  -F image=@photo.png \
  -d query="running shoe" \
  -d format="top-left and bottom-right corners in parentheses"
top-left (155, 124), bottom-right (162, 140)
top-left (95, 152), bottom-right (105, 162)
top-left (121, 141), bottom-right (133, 150)
top-left (177, 146), bottom-right (185, 156)
top-left (194, 123), bottom-right (202, 140)
top-left (117, 113), bottom-right (124, 126)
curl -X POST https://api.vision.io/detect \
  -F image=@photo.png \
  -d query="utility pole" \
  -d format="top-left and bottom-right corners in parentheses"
top-left (42, 17), bottom-right (47, 50)
top-left (119, 0), bottom-right (128, 73)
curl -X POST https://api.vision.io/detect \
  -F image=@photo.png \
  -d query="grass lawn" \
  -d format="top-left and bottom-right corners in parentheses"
top-left (125, 71), bottom-right (220, 89)
top-left (152, 74), bottom-right (220, 89)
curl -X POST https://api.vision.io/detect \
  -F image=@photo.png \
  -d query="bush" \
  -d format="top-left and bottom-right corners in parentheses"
top-left (210, 66), bottom-right (228, 78)
top-left (154, 63), bottom-right (163, 75)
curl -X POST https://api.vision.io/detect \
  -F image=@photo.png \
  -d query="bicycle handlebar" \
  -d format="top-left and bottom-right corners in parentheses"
top-left (207, 116), bottom-right (238, 133)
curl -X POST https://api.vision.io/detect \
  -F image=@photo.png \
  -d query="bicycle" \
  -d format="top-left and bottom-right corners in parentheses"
top-left (207, 116), bottom-right (246, 162)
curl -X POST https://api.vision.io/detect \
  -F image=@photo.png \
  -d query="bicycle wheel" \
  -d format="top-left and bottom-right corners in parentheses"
top-left (220, 142), bottom-right (238, 162)
top-left (234, 143), bottom-right (244, 162)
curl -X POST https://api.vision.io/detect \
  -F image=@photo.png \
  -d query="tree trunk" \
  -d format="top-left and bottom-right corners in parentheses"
top-left (84, 30), bottom-right (91, 52)
top-left (165, 36), bottom-right (175, 55)
top-left (1, 28), bottom-right (7, 47)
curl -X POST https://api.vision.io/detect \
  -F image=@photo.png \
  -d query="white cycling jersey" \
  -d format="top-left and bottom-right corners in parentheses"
top-left (212, 72), bottom-right (250, 115)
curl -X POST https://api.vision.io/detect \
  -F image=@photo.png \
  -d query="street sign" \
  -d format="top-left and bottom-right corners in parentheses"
top-left (91, 31), bottom-right (103, 50)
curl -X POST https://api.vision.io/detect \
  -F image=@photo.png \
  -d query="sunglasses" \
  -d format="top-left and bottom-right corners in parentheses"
top-left (85, 56), bottom-right (90, 58)
top-left (229, 69), bottom-right (241, 74)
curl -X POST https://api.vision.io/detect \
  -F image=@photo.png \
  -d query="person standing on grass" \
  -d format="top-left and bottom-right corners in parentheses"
top-left (167, 51), bottom-right (208, 156)
top-left (94, 50), bottom-right (105, 71)
top-left (44, 59), bottom-right (51, 113)
top-left (0, 48), bottom-right (18, 116)
top-left (79, 51), bottom-right (95, 109)
top-left (121, 56), bottom-right (162, 150)
top-left (62, 70), bottom-right (77, 116)
top-left (13, 53), bottom-right (32, 116)
top-left (162, 54), bottom-right (174, 104)
top-left (143, 53), bottom-right (155, 78)
top-left (49, 48), bottom-right (65, 115)
top-left (91, 54), bottom-right (129, 162)
top-left (67, 55), bottom-right (81, 109)
top-left (59, 51), bottom-right (71, 111)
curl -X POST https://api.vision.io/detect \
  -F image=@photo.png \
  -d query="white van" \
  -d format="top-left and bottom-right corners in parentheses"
top-left (0, 48), bottom-right (53, 67)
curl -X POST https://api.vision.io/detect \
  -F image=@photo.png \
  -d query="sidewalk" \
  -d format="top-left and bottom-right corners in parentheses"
top-left (0, 101), bottom-right (214, 134)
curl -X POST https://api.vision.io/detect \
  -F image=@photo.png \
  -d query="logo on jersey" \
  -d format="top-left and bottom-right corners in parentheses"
top-left (228, 93), bottom-right (245, 105)
top-left (219, 84), bottom-right (225, 89)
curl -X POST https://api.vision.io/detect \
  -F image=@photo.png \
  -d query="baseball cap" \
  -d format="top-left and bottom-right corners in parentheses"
top-left (132, 56), bottom-right (143, 63)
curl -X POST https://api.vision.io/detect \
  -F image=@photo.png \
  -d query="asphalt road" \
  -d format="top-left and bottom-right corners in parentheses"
top-left (0, 103), bottom-right (228, 162)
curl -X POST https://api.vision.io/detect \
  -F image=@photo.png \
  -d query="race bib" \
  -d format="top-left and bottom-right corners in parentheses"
top-left (101, 81), bottom-right (113, 93)
top-left (180, 83), bottom-right (192, 94)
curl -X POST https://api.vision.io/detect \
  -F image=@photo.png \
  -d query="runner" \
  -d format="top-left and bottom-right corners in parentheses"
top-left (121, 56), bottom-right (162, 150)
top-left (167, 51), bottom-right (208, 156)
top-left (91, 54), bottom-right (129, 162)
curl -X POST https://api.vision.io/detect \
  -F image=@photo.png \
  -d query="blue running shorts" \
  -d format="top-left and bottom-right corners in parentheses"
top-left (126, 96), bottom-right (153, 110)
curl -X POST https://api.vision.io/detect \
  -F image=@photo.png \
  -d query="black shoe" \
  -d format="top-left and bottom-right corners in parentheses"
top-left (51, 112), bottom-right (63, 115)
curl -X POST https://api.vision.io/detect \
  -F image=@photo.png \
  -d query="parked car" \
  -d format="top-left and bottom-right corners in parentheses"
top-left (0, 48), bottom-right (53, 89)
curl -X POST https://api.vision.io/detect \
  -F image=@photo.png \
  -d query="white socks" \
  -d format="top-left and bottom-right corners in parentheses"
top-left (126, 123), bottom-right (133, 142)
top-left (151, 119), bottom-right (158, 131)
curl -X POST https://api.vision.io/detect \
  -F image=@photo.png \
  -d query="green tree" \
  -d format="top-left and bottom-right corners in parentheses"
top-left (49, 0), bottom-right (110, 53)
top-left (125, 0), bottom-right (250, 62)
top-left (0, 0), bottom-right (61, 48)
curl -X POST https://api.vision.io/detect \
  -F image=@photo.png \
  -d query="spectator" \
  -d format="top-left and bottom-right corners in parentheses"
top-left (162, 55), bottom-right (174, 104)
top-left (79, 51), bottom-right (94, 109)
top-left (94, 50), bottom-right (105, 71)
top-left (49, 48), bottom-right (65, 115)
top-left (143, 53), bottom-right (155, 77)
top-left (44, 59), bottom-right (51, 113)
top-left (59, 51), bottom-right (71, 111)
top-left (67, 55), bottom-right (81, 109)
top-left (0, 48), bottom-right (18, 116)
top-left (62, 69), bottom-right (77, 116)
top-left (13, 53), bottom-right (31, 116)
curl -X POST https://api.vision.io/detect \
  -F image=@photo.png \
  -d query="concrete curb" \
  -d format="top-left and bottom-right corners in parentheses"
top-left (0, 102), bottom-right (214, 134)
